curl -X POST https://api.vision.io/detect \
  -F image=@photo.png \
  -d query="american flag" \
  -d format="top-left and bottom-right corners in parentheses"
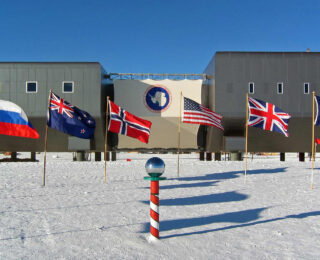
top-left (108, 100), bottom-right (152, 144)
top-left (248, 97), bottom-right (291, 137)
top-left (182, 97), bottom-right (224, 130)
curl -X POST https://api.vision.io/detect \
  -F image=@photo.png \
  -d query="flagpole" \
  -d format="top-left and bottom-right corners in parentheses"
top-left (245, 93), bottom-right (249, 182)
top-left (43, 89), bottom-right (52, 186)
top-left (104, 96), bottom-right (109, 183)
top-left (312, 91), bottom-right (315, 189)
top-left (177, 91), bottom-right (182, 177)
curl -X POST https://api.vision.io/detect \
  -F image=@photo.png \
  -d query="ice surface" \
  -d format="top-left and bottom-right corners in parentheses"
top-left (0, 152), bottom-right (319, 259)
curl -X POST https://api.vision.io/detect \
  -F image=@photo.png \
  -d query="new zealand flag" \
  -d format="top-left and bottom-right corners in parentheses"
top-left (47, 92), bottom-right (96, 139)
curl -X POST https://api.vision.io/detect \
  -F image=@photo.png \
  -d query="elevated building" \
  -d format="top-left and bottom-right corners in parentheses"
top-left (203, 51), bottom-right (320, 153)
top-left (0, 62), bottom-right (109, 152)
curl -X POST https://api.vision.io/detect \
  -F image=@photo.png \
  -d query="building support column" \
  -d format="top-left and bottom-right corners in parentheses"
top-left (199, 151), bottom-right (205, 161)
top-left (299, 152), bottom-right (305, 162)
top-left (215, 152), bottom-right (221, 161)
top-left (11, 152), bottom-right (17, 160)
top-left (31, 152), bottom-right (36, 161)
top-left (111, 151), bottom-right (116, 161)
top-left (230, 152), bottom-right (242, 161)
top-left (280, 152), bottom-right (285, 161)
top-left (95, 152), bottom-right (101, 161)
top-left (76, 151), bottom-right (85, 161)
top-left (206, 152), bottom-right (212, 161)
top-left (105, 152), bottom-right (110, 161)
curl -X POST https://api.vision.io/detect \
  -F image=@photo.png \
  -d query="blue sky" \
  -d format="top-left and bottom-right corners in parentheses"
top-left (0, 0), bottom-right (319, 73)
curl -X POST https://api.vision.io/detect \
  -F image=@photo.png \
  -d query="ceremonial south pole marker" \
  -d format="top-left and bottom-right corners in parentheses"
top-left (144, 157), bottom-right (166, 241)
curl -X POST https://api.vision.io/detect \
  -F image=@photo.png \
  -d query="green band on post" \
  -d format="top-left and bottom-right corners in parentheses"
top-left (144, 176), bottom-right (167, 181)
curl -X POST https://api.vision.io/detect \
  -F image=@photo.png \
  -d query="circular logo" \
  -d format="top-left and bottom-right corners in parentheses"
top-left (144, 85), bottom-right (171, 113)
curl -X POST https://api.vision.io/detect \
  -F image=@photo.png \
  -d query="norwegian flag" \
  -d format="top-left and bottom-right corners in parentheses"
top-left (47, 92), bottom-right (96, 139)
top-left (248, 97), bottom-right (291, 137)
top-left (108, 100), bottom-right (152, 144)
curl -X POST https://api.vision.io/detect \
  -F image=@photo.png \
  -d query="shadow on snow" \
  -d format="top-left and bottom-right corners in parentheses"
top-left (141, 191), bottom-right (248, 206)
top-left (142, 181), bottom-right (219, 190)
top-left (144, 209), bottom-right (320, 239)
top-left (174, 167), bottom-right (288, 182)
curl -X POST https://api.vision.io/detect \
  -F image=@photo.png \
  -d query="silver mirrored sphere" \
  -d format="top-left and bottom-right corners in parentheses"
top-left (145, 157), bottom-right (165, 174)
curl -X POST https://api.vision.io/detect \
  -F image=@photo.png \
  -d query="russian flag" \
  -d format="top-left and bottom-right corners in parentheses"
top-left (0, 100), bottom-right (39, 139)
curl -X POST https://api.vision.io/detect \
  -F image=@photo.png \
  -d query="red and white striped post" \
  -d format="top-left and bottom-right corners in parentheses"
top-left (144, 157), bottom-right (166, 241)
top-left (150, 181), bottom-right (160, 239)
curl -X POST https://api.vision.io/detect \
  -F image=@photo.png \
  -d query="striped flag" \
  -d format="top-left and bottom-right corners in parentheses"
top-left (182, 97), bottom-right (224, 130)
top-left (0, 100), bottom-right (39, 139)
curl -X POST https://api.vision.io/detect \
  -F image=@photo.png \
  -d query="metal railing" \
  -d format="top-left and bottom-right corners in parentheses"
top-left (106, 73), bottom-right (207, 80)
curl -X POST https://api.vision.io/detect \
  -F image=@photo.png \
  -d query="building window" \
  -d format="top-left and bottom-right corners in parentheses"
top-left (26, 81), bottom-right (37, 93)
top-left (304, 82), bottom-right (310, 94)
top-left (248, 82), bottom-right (254, 94)
top-left (277, 82), bottom-right (283, 94)
top-left (62, 81), bottom-right (74, 93)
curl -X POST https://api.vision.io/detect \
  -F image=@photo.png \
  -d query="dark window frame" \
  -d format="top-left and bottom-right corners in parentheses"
top-left (248, 82), bottom-right (254, 94)
top-left (26, 81), bottom-right (38, 93)
top-left (304, 82), bottom-right (310, 94)
top-left (277, 82), bottom-right (283, 94)
top-left (62, 81), bottom-right (74, 93)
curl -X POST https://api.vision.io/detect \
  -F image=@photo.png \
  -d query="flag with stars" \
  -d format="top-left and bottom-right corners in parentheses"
top-left (182, 96), bottom-right (224, 130)
top-left (47, 92), bottom-right (96, 139)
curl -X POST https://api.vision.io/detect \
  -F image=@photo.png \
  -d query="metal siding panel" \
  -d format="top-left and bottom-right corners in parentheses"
top-left (10, 67), bottom-right (17, 81)
top-left (64, 68), bottom-right (72, 80)
top-left (35, 68), bottom-right (47, 81)
top-left (37, 80), bottom-right (48, 113)
top-left (84, 68), bottom-right (100, 115)
top-left (0, 92), bottom-right (9, 100)
top-left (71, 68), bottom-right (84, 81)
top-left (0, 81), bottom-right (10, 93)
top-left (17, 69), bottom-right (28, 81)
top-left (48, 68), bottom-right (64, 82)
top-left (0, 69), bottom-right (10, 81)
top-left (28, 68), bottom-right (36, 81)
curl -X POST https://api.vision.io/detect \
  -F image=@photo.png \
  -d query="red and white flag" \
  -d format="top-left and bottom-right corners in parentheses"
top-left (182, 96), bottom-right (224, 130)
top-left (108, 100), bottom-right (152, 143)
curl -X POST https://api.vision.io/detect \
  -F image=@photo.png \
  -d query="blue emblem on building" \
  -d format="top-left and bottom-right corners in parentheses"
top-left (144, 86), bottom-right (171, 112)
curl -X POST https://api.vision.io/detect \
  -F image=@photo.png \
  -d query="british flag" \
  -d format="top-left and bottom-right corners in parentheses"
top-left (108, 100), bottom-right (152, 144)
top-left (50, 92), bottom-right (74, 118)
top-left (248, 97), bottom-right (291, 137)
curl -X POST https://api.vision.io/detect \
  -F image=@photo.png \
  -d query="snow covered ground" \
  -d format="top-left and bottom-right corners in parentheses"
top-left (0, 152), bottom-right (320, 259)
